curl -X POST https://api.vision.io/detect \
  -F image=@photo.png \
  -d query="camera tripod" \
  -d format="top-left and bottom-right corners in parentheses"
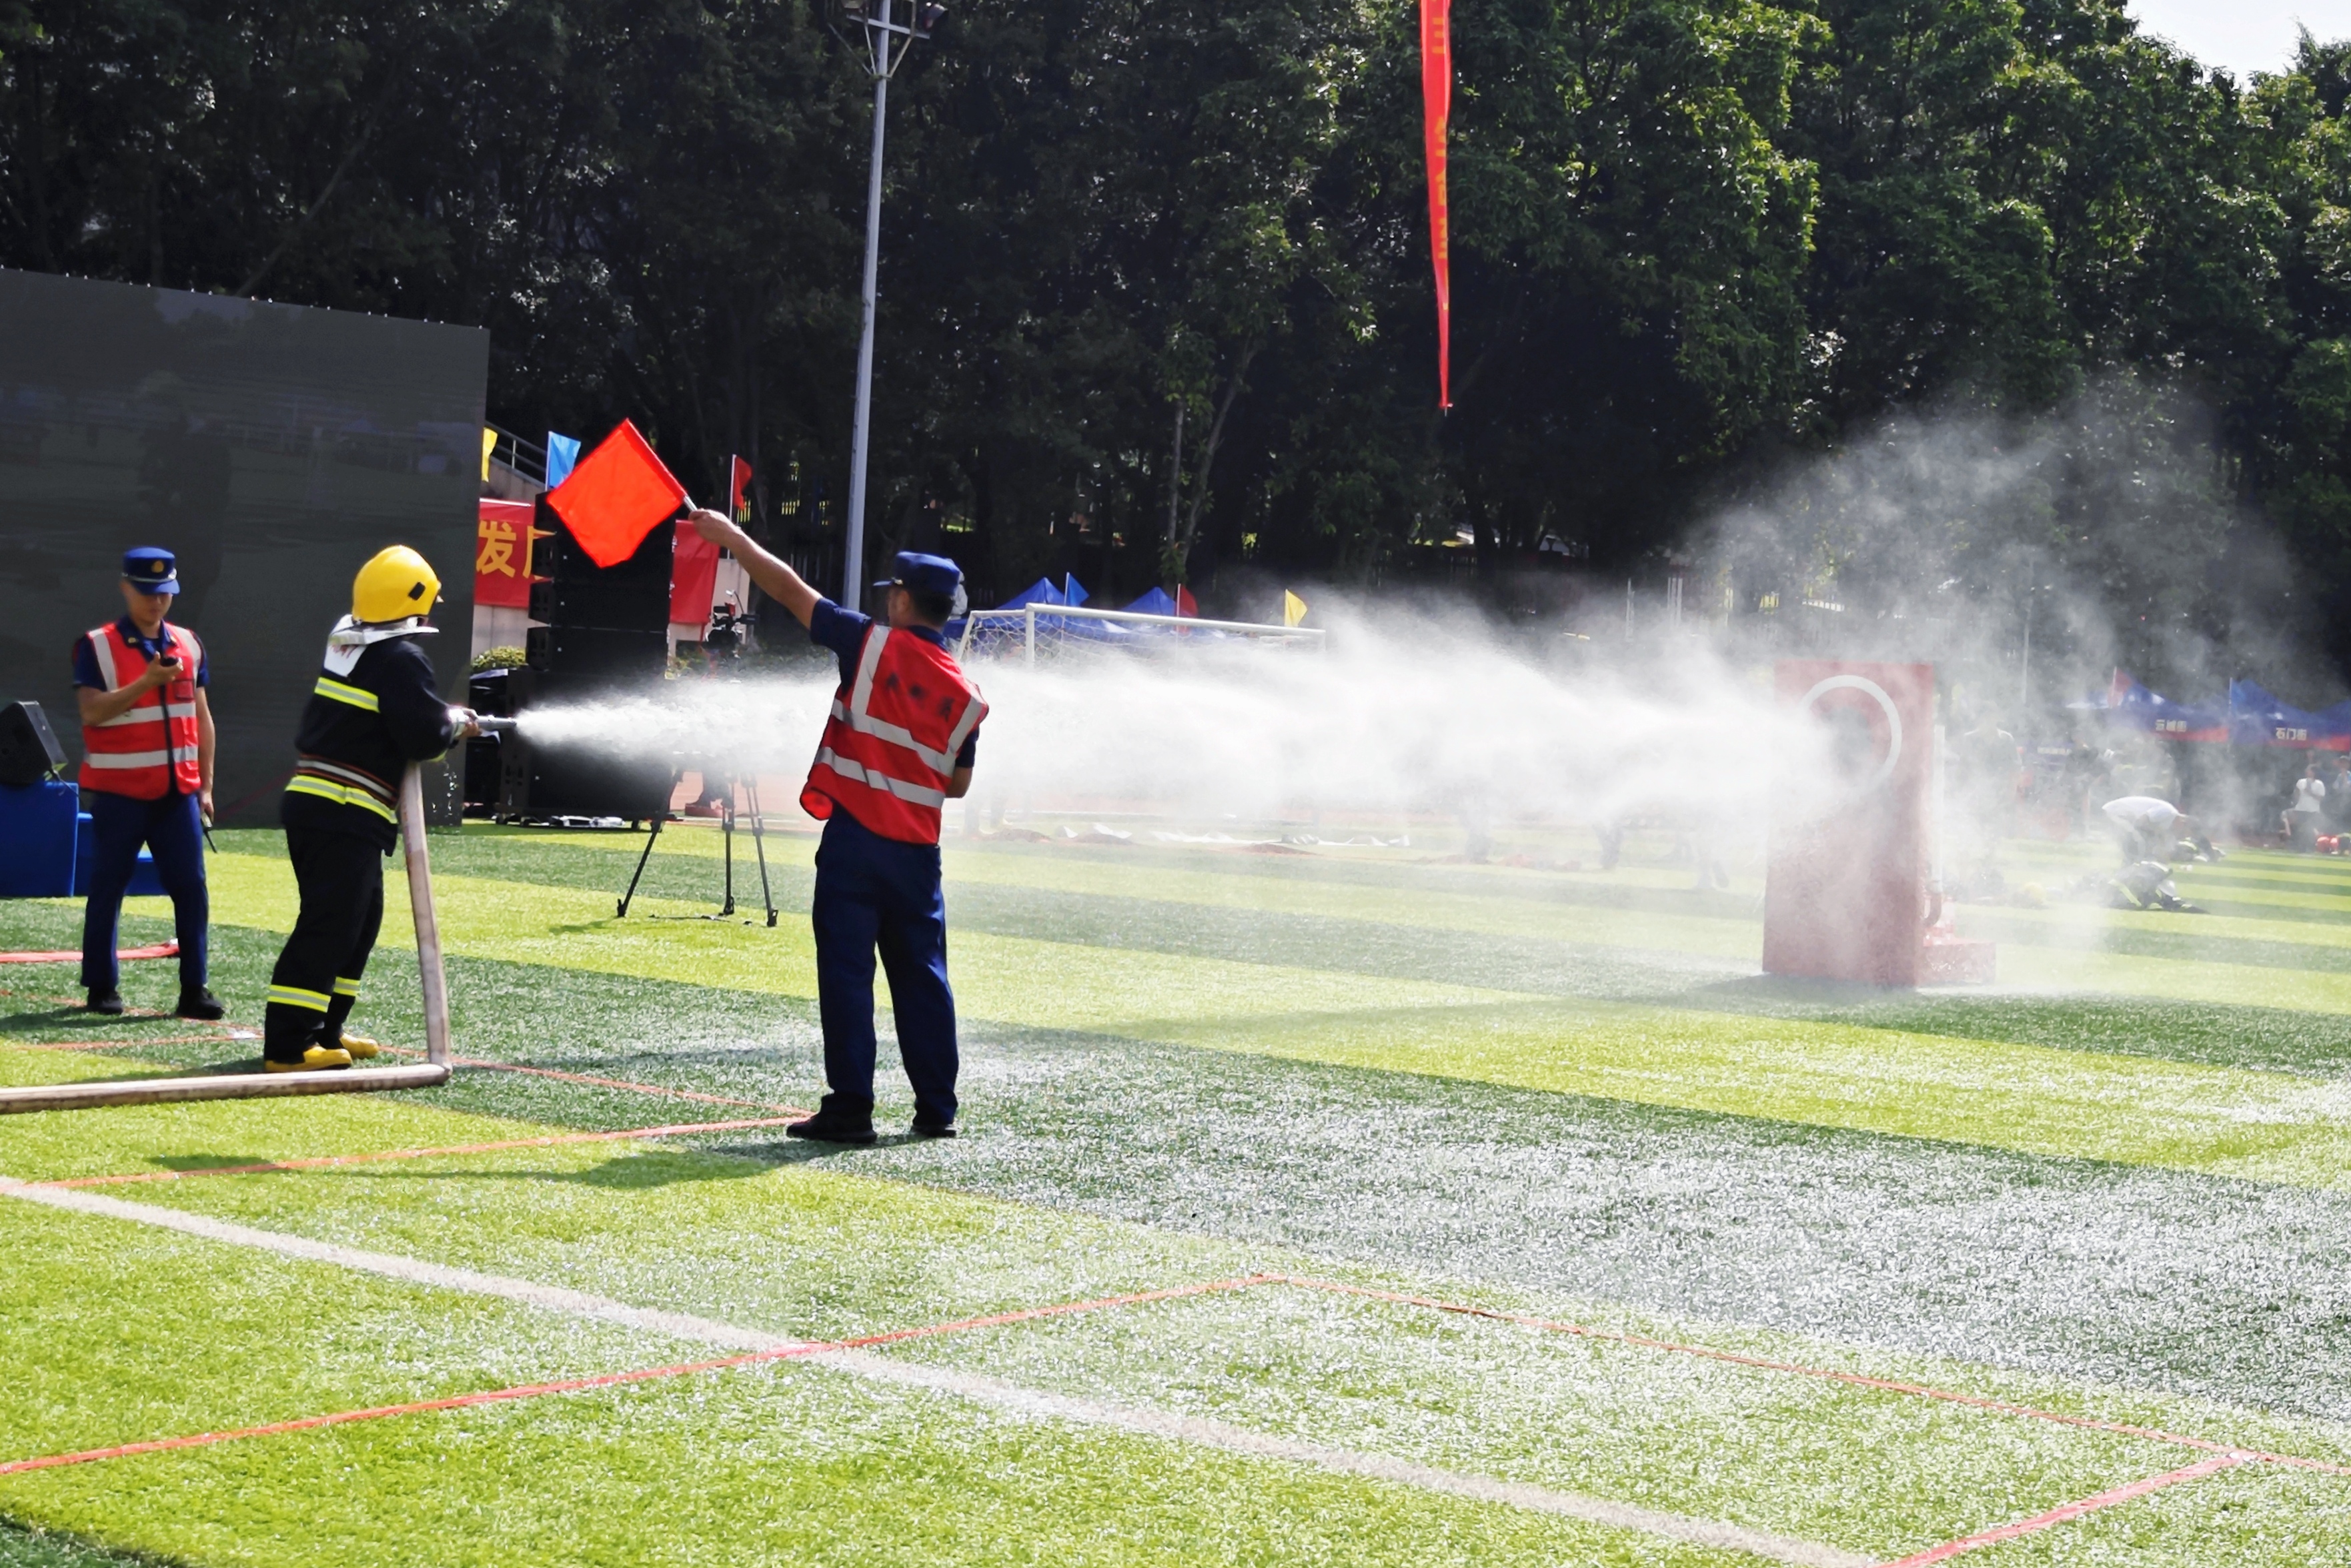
top-left (616, 770), bottom-right (778, 926)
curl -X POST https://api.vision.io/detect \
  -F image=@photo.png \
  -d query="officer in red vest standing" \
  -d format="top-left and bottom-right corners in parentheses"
top-left (687, 509), bottom-right (984, 1143)
top-left (73, 547), bottom-right (222, 1018)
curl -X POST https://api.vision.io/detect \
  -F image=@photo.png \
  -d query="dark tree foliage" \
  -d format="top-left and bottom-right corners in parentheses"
top-left (5, 0), bottom-right (2351, 656)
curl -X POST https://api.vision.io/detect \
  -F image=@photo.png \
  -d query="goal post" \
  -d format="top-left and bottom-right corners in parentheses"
top-left (956, 603), bottom-right (1325, 665)
top-left (0, 764), bottom-right (454, 1114)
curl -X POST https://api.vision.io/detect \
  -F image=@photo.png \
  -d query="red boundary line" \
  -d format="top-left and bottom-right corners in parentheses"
top-left (0, 942), bottom-right (179, 966)
top-left (31, 1117), bottom-right (806, 1189)
top-left (0, 1274), bottom-right (1275, 1477)
top-left (1272, 1275), bottom-right (2351, 1479)
top-left (0, 1247), bottom-right (2336, 1553)
top-left (9, 1017), bottom-right (2345, 1551)
top-left (27, 1132), bottom-right (2348, 1483)
top-left (1876, 1453), bottom-right (2250, 1565)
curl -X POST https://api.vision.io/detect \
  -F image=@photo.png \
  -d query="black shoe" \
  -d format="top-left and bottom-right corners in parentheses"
top-left (176, 986), bottom-right (225, 1021)
top-left (86, 988), bottom-right (123, 1016)
top-left (785, 1113), bottom-right (876, 1146)
top-left (912, 1121), bottom-right (958, 1140)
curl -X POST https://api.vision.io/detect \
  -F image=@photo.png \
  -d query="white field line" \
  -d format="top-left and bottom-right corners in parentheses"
top-left (0, 1176), bottom-right (1868, 1568)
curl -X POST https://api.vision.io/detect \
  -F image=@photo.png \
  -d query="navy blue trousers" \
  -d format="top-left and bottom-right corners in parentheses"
top-left (811, 810), bottom-right (958, 1127)
top-left (79, 788), bottom-right (207, 992)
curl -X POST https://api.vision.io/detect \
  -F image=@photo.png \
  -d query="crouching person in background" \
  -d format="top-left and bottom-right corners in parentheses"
top-left (263, 548), bottom-right (477, 1072)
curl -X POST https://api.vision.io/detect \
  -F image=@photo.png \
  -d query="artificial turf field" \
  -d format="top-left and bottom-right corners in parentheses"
top-left (1, 819), bottom-right (2348, 1566)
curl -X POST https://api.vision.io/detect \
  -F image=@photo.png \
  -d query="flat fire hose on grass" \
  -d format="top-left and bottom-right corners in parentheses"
top-left (0, 764), bottom-right (456, 1114)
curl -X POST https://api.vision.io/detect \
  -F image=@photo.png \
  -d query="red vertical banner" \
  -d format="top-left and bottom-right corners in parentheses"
top-left (729, 455), bottom-right (754, 522)
top-left (1421, 0), bottom-right (1452, 410)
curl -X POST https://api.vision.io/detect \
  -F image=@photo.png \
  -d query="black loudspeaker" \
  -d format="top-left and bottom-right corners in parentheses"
top-left (525, 625), bottom-right (668, 686)
top-left (494, 668), bottom-right (673, 822)
top-left (468, 669), bottom-right (513, 717)
top-left (460, 671), bottom-right (512, 812)
top-left (0, 701), bottom-right (68, 786)
top-left (529, 576), bottom-right (668, 632)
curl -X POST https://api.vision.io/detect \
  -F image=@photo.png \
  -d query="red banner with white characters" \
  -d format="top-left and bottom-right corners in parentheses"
top-left (1422, 0), bottom-right (1452, 410)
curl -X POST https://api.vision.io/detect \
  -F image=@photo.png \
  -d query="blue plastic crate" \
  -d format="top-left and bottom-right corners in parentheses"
top-left (0, 780), bottom-right (79, 898)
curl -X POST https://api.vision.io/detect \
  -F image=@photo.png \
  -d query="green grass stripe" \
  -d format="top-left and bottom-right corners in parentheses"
top-left (211, 824), bottom-right (2351, 1013)
top-left (34, 1087), bottom-right (2351, 1462)
top-left (0, 1197), bottom-right (708, 1466)
top-left (17, 860), bottom-right (2351, 1086)
top-left (8, 922), bottom-right (2350, 1425)
top-left (1943, 1459), bottom-right (2351, 1565)
top-left (879, 1282), bottom-right (2182, 1562)
top-left (0, 1043), bottom-right (715, 1179)
top-left (2006, 840), bottom-right (2351, 886)
top-left (54, 853), bottom-right (2351, 1186)
top-left (437, 824), bottom-right (1774, 957)
top-left (1675, 985), bottom-right (2351, 1078)
top-left (1962, 896), bottom-right (2351, 954)
top-left (13, 1096), bottom-right (2347, 1561)
top-left (0, 1359), bottom-right (1766, 1568)
top-left (1130, 998), bottom-right (2351, 1191)
top-left (157, 852), bottom-right (1539, 1030)
top-left (1979, 942), bottom-right (2351, 1012)
top-left (0, 1517), bottom-right (151, 1568)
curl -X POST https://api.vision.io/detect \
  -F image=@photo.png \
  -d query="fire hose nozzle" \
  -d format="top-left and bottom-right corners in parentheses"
top-left (474, 716), bottom-right (518, 735)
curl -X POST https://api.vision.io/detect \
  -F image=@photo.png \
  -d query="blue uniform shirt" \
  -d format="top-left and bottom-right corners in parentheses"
top-left (809, 600), bottom-right (978, 768)
top-left (72, 617), bottom-right (210, 691)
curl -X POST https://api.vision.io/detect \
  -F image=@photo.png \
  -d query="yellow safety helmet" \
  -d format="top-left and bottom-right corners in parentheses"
top-left (352, 546), bottom-right (442, 624)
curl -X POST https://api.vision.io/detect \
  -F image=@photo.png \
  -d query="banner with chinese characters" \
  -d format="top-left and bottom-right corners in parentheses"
top-left (475, 498), bottom-right (537, 608)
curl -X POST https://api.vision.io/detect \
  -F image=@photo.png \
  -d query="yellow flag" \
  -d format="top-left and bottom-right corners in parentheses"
top-left (1283, 590), bottom-right (1308, 627)
top-left (480, 427), bottom-right (498, 482)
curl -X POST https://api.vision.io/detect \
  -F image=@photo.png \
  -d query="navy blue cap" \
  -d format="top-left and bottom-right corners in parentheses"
top-left (874, 551), bottom-right (964, 600)
top-left (121, 547), bottom-right (179, 595)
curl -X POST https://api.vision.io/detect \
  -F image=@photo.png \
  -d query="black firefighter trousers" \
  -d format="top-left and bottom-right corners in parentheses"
top-left (263, 826), bottom-right (385, 1064)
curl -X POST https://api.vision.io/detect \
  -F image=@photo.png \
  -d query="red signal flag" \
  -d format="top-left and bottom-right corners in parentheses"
top-left (546, 420), bottom-right (689, 568)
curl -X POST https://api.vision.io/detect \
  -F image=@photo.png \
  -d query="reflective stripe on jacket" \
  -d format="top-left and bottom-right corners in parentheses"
top-left (77, 622), bottom-right (203, 799)
top-left (802, 626), bottom-right (985, 845)
top-left (279, 626), bottom-right (456, 848)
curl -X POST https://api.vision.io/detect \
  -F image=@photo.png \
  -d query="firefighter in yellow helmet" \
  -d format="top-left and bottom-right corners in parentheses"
top-left (261, 548), bottom-right (479, 1072)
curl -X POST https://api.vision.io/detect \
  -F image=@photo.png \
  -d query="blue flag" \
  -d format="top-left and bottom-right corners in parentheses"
top-left (1064, 574), bottom-right (1090, 608)
top-left (546, 431), bottom-right (581, 489)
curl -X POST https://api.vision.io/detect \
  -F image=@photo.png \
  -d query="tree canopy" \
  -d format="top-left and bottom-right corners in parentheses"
top-left (7, 0), bottom-right (2351, 673)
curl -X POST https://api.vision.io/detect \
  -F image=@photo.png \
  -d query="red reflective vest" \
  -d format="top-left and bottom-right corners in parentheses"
top-left (78, 621), bottom-right (203, 800)
top-left (802, 626), bottom-right (986, 845)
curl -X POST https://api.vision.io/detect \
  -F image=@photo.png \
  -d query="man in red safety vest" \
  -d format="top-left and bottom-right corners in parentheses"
top-left (71, 547), bottom-right (221, 1018)
top-left (688, 508), bottom-right (984, 1143)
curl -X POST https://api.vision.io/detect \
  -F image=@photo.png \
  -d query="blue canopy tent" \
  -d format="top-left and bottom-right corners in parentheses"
top-left (1123, 587), bottom-right (1180, 617)
top-left (998, 577), bottom-right (1066, 610)
top-left (2230, 680), bottom-right (2351, 752)
top-left (2094, 672), bottom-right (2231, 743)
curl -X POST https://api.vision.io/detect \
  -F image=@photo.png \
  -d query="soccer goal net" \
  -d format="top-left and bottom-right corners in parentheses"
top-left (955, 604), bottom-right (1323, 664)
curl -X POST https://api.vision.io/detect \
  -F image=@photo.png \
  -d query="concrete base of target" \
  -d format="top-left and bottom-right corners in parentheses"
top-left (1918, 934), bottom-right (1997, 986)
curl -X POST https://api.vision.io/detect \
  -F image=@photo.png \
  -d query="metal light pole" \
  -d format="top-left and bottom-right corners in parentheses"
top-left (840, 0), bottom-right (944, 609)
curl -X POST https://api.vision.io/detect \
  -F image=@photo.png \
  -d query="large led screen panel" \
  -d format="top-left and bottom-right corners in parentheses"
top-left (0, 267), bottom-right (487, 825)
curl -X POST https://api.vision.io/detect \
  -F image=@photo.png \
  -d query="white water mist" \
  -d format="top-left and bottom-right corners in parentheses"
top-left (513, 607), bottom-right (1841, 831)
